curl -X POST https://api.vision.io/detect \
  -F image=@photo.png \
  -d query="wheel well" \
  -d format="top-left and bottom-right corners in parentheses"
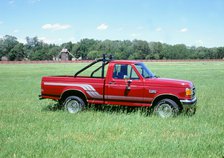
top-left (60, 90), bottom-right (87, 105)
top-left (152, 95), bottom-right (183, 110)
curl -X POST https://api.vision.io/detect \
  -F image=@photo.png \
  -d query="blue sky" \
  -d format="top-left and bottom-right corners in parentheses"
top-left (0, 0), bottom-right (224, 47)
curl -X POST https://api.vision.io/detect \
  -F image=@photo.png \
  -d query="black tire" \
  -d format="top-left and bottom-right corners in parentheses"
top-left (154, 99), bottom-right (180, 118)
top-left (63, 96), bottom-right (85, 114)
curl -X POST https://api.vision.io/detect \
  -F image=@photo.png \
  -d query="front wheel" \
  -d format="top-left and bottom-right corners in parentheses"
top-left (64, 96), bottom-right (85, 114)
top-left (154, 99), bottom-right (180, 118)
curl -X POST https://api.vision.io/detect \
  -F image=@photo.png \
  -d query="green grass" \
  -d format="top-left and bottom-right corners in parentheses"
top-left (0, 61), bottom-right (224, 158)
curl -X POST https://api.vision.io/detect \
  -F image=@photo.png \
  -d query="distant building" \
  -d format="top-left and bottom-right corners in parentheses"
top-left (57, 48), bottom-right (74, 61)
top-left (60, 48), bottom-right (69, 61)
top-left (1, 56), bottom-right (8, 61)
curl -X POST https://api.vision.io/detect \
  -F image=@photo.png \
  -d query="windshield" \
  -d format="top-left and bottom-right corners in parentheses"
top-left (135, 63), bottom-right (155, 78)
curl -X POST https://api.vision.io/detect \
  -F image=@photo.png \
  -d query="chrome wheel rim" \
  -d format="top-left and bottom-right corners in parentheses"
top-left (157, 103), bottom-right (173, 118)
top-left (66, 100), bottom-right (81, 113)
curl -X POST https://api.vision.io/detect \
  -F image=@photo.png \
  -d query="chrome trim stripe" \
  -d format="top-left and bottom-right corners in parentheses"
top-left (106, 95), bottom-right (144, 101)
top-left (44, 82), bottom-right (103, 99)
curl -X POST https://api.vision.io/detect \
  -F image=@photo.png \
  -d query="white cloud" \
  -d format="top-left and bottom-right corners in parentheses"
top-left (42, 23), bottom-right (71, 31)
top-left (97, 23), bottom-right (108, 30)
top-left (0, 21), bottom-right (3, 25)
top-left (156, 27), bottom-right (162, 32)
top-left (180, 28), bottom-right (188, 32)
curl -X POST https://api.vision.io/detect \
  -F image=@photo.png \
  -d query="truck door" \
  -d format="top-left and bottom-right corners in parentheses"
top-left (105, 64), bottom-right (145, 104)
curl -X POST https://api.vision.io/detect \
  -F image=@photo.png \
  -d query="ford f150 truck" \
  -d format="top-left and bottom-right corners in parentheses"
top-left (39, 55), bottom-right (197, 117)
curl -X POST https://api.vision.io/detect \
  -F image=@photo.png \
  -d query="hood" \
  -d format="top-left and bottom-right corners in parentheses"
top-left (145, 77), bottom-right (193, 88)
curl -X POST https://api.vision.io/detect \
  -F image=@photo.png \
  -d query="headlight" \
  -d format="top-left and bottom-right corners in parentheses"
top-left (185, 88), bottom-right (192, 96)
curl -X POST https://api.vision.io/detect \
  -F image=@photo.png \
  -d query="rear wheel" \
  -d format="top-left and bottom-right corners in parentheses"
top-left (154, 99), bottom-right (179, 118)
top-left (64, 96), bottom-right (85, 114)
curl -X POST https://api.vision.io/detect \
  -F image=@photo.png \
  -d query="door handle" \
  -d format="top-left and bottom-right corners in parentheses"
top-left (109, 81), bottom-right (116, 84)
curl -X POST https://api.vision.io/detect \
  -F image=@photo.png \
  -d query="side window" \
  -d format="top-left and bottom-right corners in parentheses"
top-left (127, 65), bottom-right (139, 79)
top-left (113, 64), bottom-right (139, 80)
top-left (113, 64), bottom-right (127, 79)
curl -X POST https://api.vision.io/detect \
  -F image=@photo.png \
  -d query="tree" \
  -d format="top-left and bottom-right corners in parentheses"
top-left (71, 43), bottom-right (80, 58)
top-left (160, 44), bottom-right (173, 59)
top-left (0, 38), bottom-right (4, 59)
top-left (148, 42), bottom-right (163, 59)
top-left (216, 47), bottom-right (224, 59)
top-left (114, 40), bottom-right (132, 59)
top-left (195, 47), bottom-right (209, 59)
top-left (161, 44), bottom-right (189, 59)
top-left (25, 36), bottom-right (51, 60)
top-left (1, 35), bottom-right (224, 61)
top-left (87, 51), bottom-right (102, 59)
top-left (173, 44), bottom-right (189, 59)
top-left (8, 43), bottom-right (25, 61)
top-left (26, 36), bottom-right (40, 48)
top-left (76, 39), bottom-right (99, 59)
top-left (61, 42), bottom-right (73, 51)
top-left (0, 35), bottom-right (18, 59)
top-left (48, 45), bottom-right (61, 60)
top-left (132, 40), bottom-right (150, 59)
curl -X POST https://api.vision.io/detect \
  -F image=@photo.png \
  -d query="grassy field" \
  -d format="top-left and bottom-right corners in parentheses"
top-left (0, 61), bottom-right (224, 158)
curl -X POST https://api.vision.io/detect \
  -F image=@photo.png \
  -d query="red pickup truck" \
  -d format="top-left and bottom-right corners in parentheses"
top-left (39, 55), bottom-right (197, 117)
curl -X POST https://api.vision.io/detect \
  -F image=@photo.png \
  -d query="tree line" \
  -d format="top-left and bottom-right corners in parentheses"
top-left (0, 35), bottom-right (224, 61)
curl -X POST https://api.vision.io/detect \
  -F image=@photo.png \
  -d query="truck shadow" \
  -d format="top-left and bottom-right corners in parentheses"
top-left (41, 103), bottom-right (63, 112)
top-left (88, 104), bottom-right (152, 116)
top-left (42, 103), bottom-right (152, 116)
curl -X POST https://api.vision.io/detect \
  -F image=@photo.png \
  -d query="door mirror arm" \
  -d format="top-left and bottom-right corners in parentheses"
top-left (123, 75), bottom-right (132, 90)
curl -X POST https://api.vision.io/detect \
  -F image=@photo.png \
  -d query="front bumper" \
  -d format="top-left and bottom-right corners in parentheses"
top-left (180, 97), bottom-right (197, 105)
top-left (180, 97), bottom-right (197, 110)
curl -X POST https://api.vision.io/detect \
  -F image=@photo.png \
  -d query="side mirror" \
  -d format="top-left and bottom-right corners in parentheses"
top-left (124, 75), bottom-right (132, 83)
top-left (123, 75), bottom-right (129, 80)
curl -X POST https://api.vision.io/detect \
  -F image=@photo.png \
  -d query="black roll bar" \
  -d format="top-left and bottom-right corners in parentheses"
top-left (74, 54), bottom-right (113, 78)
